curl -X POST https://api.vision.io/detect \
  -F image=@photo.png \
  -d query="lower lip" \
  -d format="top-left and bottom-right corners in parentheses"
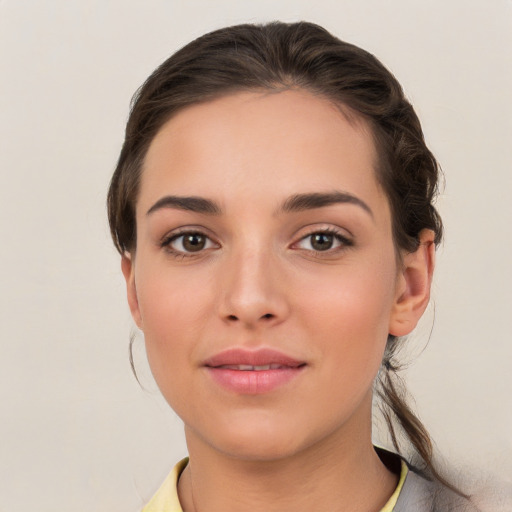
top-left (205, 366), bottom-right (305, 394)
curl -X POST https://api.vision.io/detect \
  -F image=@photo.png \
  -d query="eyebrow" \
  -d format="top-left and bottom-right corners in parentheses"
top-left (146, 191), bottom-right (373, 218)
top-left (280, 191), bottom-right (373, 218)
top-left (146, 195), bottom-right (222, 216)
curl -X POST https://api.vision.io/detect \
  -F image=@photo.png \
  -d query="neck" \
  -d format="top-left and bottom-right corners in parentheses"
top-left (178, 404), bottom-right (398, 512)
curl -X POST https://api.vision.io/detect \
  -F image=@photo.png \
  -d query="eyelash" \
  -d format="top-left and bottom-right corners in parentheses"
top-left (160, 230), bottom-right (218, 259)
top-left (293, 228), bottom-right (353, 256)
top-left (160, 228), bottom-right (353, 258)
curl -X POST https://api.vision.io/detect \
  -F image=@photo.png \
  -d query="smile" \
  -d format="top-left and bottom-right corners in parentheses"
top-left (215, 364), bottom-right (293, 371)
top-left (203, 348), bottom-right (307, 394)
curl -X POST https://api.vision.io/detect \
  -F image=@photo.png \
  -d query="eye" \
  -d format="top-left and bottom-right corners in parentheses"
top-left (163, 231), bottom-right (217, 254)
top-left (294, 230), bottom-right (352, 252)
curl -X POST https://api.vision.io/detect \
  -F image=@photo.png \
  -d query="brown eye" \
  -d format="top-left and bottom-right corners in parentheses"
top-left (165, 232), bottom-right (216, 254)
top-left (310, 233), bottom-right (334, 251)
top-left (294, 230), bottom-right (352, 253)
top-left (182, 233), bottom-right (207, 252)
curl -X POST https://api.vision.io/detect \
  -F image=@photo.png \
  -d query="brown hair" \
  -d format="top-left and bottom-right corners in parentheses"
top-left (108, 21), bottom-right (451, 489)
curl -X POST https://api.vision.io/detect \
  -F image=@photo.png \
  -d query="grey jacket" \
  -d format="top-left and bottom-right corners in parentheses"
top-left (394, 465), bottom-right (481, 512)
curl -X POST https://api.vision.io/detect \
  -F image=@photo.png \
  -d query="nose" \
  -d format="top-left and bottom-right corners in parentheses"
top-left (217, 245), bottom-right (290, 328)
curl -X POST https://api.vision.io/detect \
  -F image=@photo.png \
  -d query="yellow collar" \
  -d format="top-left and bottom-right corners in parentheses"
top-left (141, 456), bottom-right (408, 512)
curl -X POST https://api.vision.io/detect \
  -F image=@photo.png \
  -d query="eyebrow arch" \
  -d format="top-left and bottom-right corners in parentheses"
top-left (280, 191), bottom-right (374, 218)
top-left (146, 195), bottom-right (222, 216)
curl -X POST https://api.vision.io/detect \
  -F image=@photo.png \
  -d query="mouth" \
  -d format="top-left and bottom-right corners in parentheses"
top-left (213, 364), bottom-right (301, 371)
top-left (203, 348), bottom-right (306, 394)
top-left (204, 348), bottom-right (305, 368)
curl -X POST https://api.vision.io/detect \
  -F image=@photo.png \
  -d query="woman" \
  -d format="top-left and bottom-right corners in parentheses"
top-left (108, 21), bottom-right (479, 511)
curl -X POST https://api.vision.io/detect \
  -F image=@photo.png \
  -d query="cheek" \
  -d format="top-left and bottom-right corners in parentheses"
top-left (134, 263), bottom-right (213, 394)
top-left (300, 255), bottom-right (397, 331)
top-left (296, 256), bottom-right (397, 383)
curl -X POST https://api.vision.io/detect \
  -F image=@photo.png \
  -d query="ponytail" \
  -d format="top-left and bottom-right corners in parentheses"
top-left (377, 335), bottom-right (468, 497)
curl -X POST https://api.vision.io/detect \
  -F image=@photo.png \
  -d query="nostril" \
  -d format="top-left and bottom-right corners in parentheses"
top-left (223, 312), bottom-right (278, 323)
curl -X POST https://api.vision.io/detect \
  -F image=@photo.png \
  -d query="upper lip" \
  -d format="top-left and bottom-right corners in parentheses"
top-left (203, 348), bottom-right (305, 368)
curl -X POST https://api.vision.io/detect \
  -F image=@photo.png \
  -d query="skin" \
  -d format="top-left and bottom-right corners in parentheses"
top-left (122, 89), bottom-right (435, 511)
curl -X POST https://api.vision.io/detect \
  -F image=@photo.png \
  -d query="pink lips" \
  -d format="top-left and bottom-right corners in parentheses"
top-left (203, 348), bottom-right (306, 394)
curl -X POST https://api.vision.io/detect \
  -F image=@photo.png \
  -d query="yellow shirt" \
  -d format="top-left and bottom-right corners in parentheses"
top-left (141, 458), bottom-right (408, 512)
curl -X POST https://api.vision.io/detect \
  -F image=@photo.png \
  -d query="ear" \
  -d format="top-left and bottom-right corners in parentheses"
top-left (121, 253), bottom-right (143, 330)
top-left (389, 229), bottom-right (436, 337)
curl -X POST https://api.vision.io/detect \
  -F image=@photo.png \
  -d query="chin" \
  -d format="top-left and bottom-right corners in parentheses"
top-left (191, 411), bottom-right (312, 462)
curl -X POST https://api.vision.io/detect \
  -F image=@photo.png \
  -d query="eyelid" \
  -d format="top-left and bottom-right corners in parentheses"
top-left (170, 233), bottom-right (216, 251)
top-left (290, 226), bottom-right (354, 253)
top-left (158, 224), bottom-right (353, 257)
top-left (160, 227), bottom-right (220, 256)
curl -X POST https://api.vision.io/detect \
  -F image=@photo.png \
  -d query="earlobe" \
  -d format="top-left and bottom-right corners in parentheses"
top-left (389, 229), bottom-right (436, 337)
top-left (121, 254), bottom-right (143, 329)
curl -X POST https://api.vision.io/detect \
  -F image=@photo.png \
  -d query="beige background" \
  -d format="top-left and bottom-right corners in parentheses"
top-left (0, 1), bottom-right (511, 510)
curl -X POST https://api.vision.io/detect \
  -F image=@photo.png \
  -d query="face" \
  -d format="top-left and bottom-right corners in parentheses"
top-left (123, 89), bottom-right (428, 461)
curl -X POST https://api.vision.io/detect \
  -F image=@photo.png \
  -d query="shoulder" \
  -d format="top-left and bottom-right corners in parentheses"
top-left (141, 458), bottom-right (188, 512)
top-left (395, 463), bottom-right (482, 512)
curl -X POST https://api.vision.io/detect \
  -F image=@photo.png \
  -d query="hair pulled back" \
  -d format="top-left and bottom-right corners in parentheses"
top-left (108, 21), bottom-right (447, 487)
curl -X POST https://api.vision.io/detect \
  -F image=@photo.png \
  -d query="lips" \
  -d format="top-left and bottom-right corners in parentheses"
top-left (203, 348), bottom-right (306, 394)
top-left (215, 364), bottom-right (290, 371)
top-left (204, 348), bottom-right (305, 368)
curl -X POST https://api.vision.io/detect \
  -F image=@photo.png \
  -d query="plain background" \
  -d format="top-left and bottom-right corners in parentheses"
top-left (0, 1), bottom-right (511, 510)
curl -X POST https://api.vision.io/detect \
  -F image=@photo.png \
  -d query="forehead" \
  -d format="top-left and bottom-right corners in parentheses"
top-left (139, 89), bottom-right (385, 216)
